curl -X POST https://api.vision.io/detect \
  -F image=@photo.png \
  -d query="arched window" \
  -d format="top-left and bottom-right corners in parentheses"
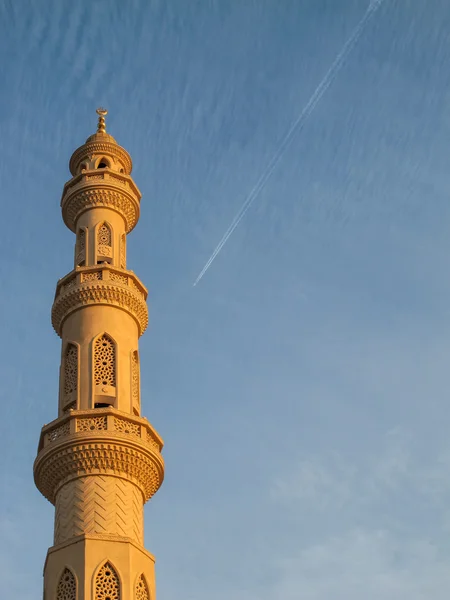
top-left (97, 222), bottom-right (112, 264)
top-left (94, 334), bottom-right (116, 387)
top-left (120, 233), bottom-right (126, 269)
top-left (57, 567), bottom-right (77, 600)
top-left (96, 157), bottom-right (110, 169)
top-left (95, 562), bottom-right (120, 600)
top-left (131, 350), bottom-right (140, 415)
top-left (135, 574), bottom-right (149, 600)
top-left (63, 343), bottom-right (78, 409)
top-left (76, 228), bottom-right (86, 266)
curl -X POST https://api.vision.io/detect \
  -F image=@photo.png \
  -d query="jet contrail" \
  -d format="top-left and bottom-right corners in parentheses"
top-left (193, 0), bottom-right (385, 286)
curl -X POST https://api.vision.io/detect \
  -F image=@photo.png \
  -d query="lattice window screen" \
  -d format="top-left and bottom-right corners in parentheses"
top-left (94, 335), bottom-right (116, 387)
top-left (97, 223), bottom-right (112, 258)
top-left (131, 351), bottom-right (140, 409)
top-left (76, 228), bottom-right (86, 265)
top-left (95, 562), bottom-right (120, 600)
top-left (56, 567), bottom-right (76, 600)
top-left (64, 343), bottom-right (78, 402)
top-left (120, 233), bottom-right (126, 268)
top-left (135, 574), bottom-right (149, 600)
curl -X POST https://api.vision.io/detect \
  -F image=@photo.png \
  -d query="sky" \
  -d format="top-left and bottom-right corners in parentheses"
top-left (1, 0), bottom-right (450, 598)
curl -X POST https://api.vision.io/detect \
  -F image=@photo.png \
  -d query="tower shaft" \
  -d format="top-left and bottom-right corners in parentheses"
top-left (34, 111), bottom-right (164, 600)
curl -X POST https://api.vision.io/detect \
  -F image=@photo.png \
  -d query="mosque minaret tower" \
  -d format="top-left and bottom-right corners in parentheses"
top-left (34, 109), bottom-right (164, 600)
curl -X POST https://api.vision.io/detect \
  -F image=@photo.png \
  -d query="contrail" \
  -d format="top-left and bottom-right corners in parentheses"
top-left (193, 0), bottom-right (385, 286)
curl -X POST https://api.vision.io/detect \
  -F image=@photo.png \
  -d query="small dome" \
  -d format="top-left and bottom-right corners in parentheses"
top-left (85, 131), bottom-right (118, 144)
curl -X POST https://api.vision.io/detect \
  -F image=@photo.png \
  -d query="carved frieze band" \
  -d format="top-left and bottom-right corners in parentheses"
top-left (51, 281), bottom-right (148, 337)
top-left (34, 437), bottom-right (164, 505)
top-left (62, 186), bottom-right (139, 233)
top-left (54, 475), bottom-right (143, 545)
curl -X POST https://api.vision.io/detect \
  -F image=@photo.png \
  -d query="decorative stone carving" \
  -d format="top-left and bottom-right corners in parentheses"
top-left (136, 575), bottom-right (150, 600)
top-left (70, 140), bottom-right (132, 175)
top-left (94, 335), bottom-right (116, 387)
top-left (114, 417), bottom-right (140, 438)
top-left (131, 351), bottom-right (140, 411)
top-left (54, 476), bottom-right (143, 545)
top-left (120, 234), bottom-right (126, 269)
top-left (63, 344), bottom-right (78, 406)
top-left (95, 562), bottom-right (121, 600)
top-left (52, 280), bottom-right (149, 337)
top-left (61, 184), bottom-right (140, 234)
top-left (34, 437), bottom-right (163, 505)
top-left (77, 416), bottom-right (108, 432)
top-left (56, 567), bottom-right (77, 600)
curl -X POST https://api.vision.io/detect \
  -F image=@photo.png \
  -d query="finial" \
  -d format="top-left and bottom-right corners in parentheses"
top-left (96, 107), bottom-right (108, 133)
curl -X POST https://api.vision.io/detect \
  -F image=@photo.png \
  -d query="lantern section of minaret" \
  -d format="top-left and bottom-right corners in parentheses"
top-left (34, 109), bottom-right (164, 600)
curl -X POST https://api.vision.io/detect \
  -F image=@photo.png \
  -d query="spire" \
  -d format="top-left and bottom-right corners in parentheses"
top-left (96, 107), bottom-right (108, 133)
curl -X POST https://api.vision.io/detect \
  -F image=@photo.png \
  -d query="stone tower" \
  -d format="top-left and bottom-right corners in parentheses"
top-left (34, 109), bottom-right (164, 600)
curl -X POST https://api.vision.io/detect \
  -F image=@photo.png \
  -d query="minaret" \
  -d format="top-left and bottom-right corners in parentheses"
top-left (34, 109), bottom-right (164, 600)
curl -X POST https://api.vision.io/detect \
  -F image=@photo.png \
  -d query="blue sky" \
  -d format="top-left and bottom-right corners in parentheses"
top-left (2, 0), bottom-right (450, 598)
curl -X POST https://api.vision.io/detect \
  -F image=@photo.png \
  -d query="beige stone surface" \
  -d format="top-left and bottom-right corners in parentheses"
top-left (35, 109), bottom-right (163, 599)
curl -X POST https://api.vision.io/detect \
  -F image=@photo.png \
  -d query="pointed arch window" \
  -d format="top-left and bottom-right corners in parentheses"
top-left (135, 574), bottom-right (149, 600)
top-left (96, 157), bottom-right (110, 169)
top-left (76, 228), bottom-right (86, 266)
top-left (120, 233), bottom-right (126, 269)
top-left (57, 567), bottom-right (77, 600)
top-left (97, 222), bottom-right (113, 263)
top-left (63, 343), bottom-right (78, 409)
top-left (94, 334), bottom-right (116, 388)
top-left (95, 562), bottom-right (120, 600)
top-left (131, 350), bottom-right (140, 415)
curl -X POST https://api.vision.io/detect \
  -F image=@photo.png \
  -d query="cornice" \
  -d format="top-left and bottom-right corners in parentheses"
top-left (51, 275), bottom-right (149, 337)
top-left (34, 409), bottom-right (164, 506)
top-left (61, 175), bottom-right (141, 233)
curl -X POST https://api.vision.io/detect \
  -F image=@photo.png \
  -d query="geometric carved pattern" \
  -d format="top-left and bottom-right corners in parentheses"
top-left (34, 437), bottom-right (164, 504)
top-left (76, 228), bottom-right (86, 266)
top-left (114, 417), bottom-right (140, 438)
top-left (136, 575), bottom-right (149, 600)
top-left (63, 276), bottom-right (77, 292)
top-left (98, 222), bottom-right (112, 258)
top-left (54, 476), bottom-right (143, 545)
top-left (131, 351), bottom-right (139, 410)
top-left (48, 421), bottom-right (70, 443)
top-left (94, 334), bottom-right (116, 387)
top-left (120, 234), bottom-right (126, 269)
top-left (77, 416), bottom-right (107, 432)
top-left (63, 343), bottom-right (78, 400)
top-left (95, 562), bottom-right (120, 600)
top-left (52, 281), bottom-right (148, 338)
top-left (62, 187), bottom-right (139, 234)
top-left (109, 271), bottom-right (128, 285)
top-left (82, 271), bottom-right (102, 282)
top-left (56, 567), bottom-right (76, 600)
top-left (79, 229), bottom-right (86, 251)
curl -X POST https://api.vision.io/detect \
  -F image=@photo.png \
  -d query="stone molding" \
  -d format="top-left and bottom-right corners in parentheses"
top-left (34, 430), bottom-right (164, 506)
top-left (61, 172), bottom-right (141, 233)
top-left (51, 271), bottom-right (149, 337)
top-left (69, 140), bottom-right (133, 176)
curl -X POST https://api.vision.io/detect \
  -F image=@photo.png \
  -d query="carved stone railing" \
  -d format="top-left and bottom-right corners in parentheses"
top-left (61, 170), bottom-right (141, 233)
top-left (34, 408), bottom-right (164, 505)
top-left (52, 266), bottom-right (148, 337)
top-left (38, 408), bottom-right (162, 453)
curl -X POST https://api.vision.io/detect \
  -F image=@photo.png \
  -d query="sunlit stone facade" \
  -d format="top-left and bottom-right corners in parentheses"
top-left (34, 109), bottom-right (164, 600)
